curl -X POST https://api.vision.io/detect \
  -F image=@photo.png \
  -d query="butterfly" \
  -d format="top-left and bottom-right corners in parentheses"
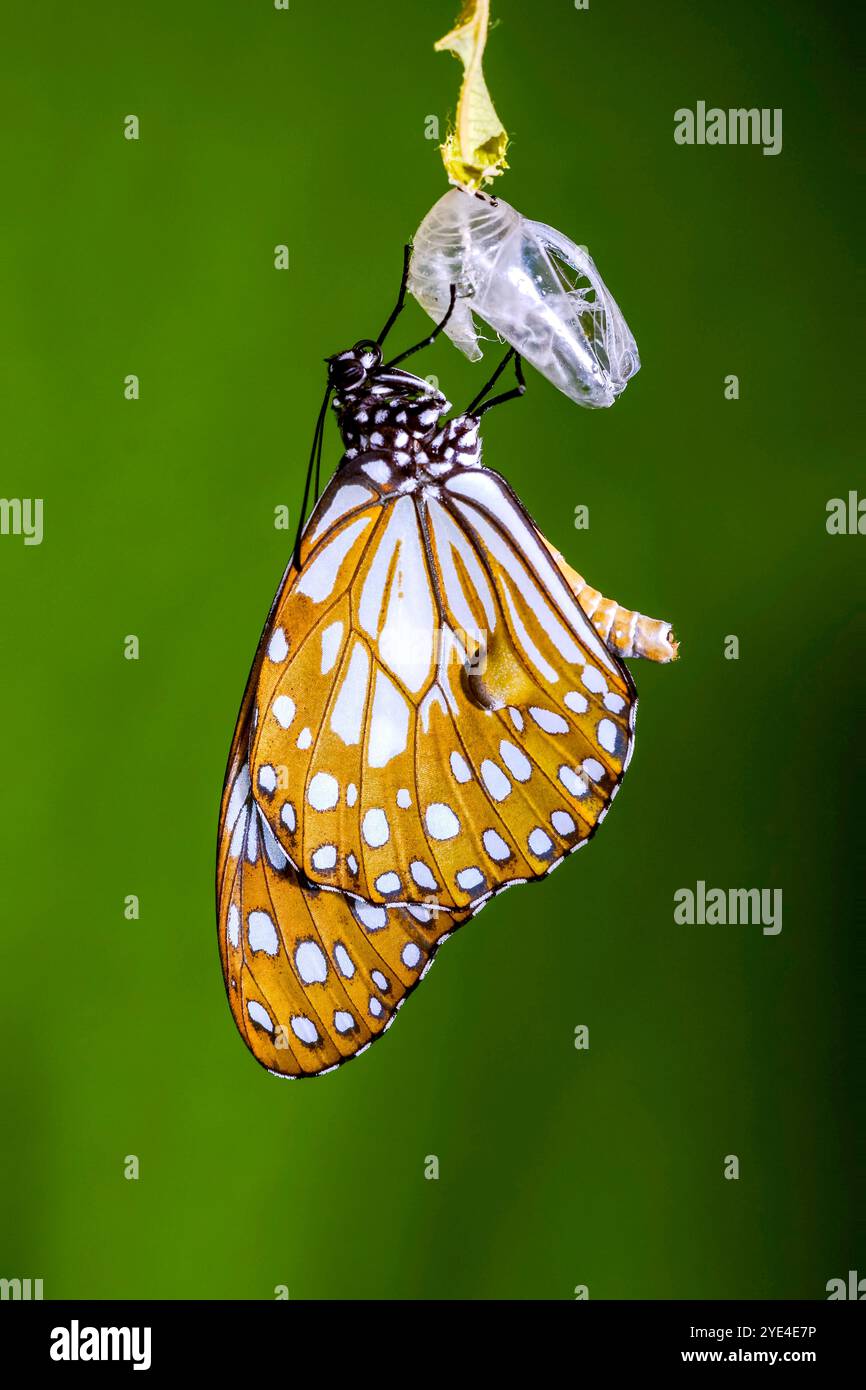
top-left (217, 250), bottom-right (676, 1076)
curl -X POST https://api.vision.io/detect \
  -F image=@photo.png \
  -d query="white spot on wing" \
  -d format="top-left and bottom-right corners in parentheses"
top-left (334, 943), bottom-right (355, 978)
top-left (598, 718), bottom-right (618, 753)
top-left (320, 621), bottom-right (343, 674)
top-left (361, 459), bottom-right (393, 486)
top-left (558, 765), bottom-right (588, 797)
top-left (229, 806), bottom-right (248, 857)
top-left (296, 515), bottom-right (370, 603)
top-left (308, 771), bottom-right (339, 810)
top-left (529, 706), bottom-right (569, 734)
top-left (291, 1015), bottom-right (319, 1045)
top-left (227, 904), bottom-right (240, 948)
top-left (581, 666), bottom-right (608, 695)
top-left (367, 668), bottom-right (410, 768)
top-left (248, 910), bottom-right (279, 956)
top-left (419, 685), bottom-right (448, 733)
top-left (362, 807), bottom-right (390, 847)
top-left (272, 695), bottom-right (296, 728)
top-left (258, 765), bottom-right (277, 794)
top-left (375, 871), bottom-right (401, 894)
top-left (411, 860), bottom-right (438, 890)
top-left (480, 759), bottom-right (511, 802)
top-left (226, 766), bottom-right (251, 832)
top-left (295, 940), bottom-right (328, 984)
top-left (359, 497), bottom-right (434, 692)
top-left (308, 484), bottom-right (375, 545)
top-left (528, 827), bottom-right (553, 857)
top-left (312, 844), bottom-right (337, 870)
top-left (330, 642), bottom-right (369, 745)
top-left (499, 740), bottom-right (532, 782)
top-left (247, 1001), bottom-right (273, 1032)
top-left (483, 828), bottom-right (511, 861)
top-left (449, 750), bottom-right (472, 783)
top-left (260, 813), bottom-right (289, 868)
top-left (425, 803), bottom-right (460, 840)
top-left (353, 901), bottom-right (388, 932)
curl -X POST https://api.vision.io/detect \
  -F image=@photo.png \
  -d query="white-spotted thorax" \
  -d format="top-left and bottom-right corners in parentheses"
top-left (327, 341), bottom-right (483, 495)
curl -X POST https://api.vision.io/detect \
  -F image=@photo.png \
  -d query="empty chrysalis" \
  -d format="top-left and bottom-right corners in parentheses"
top-left (409, 186), bottom-right (640, 408)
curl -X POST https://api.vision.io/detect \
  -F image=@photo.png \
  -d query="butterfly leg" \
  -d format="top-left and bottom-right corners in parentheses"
top-left (376, 243), bottom-right (412, 347)
top-left (384, 284), bottom-right (457, 368)
top-left (465, 348), bottom-right (527, 418)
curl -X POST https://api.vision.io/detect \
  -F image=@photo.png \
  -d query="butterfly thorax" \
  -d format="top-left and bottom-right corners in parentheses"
top-left (340, 413), bottom-right (484, 497)
top-left (333, 370), bottom-right (450, 450)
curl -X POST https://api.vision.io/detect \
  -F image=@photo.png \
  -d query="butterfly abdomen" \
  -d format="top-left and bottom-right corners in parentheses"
top-left (550, 554), bottom-right (678, 663)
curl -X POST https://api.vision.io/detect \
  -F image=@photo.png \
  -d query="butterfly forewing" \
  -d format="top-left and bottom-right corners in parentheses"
top-left (248, 449), bottom-right (636, 914)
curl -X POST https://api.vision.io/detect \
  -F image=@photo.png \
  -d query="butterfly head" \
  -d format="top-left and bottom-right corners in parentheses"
top-left (327, 340), bottom-right (450, 454)
top-left (326, 340), bottom-right (382, 394)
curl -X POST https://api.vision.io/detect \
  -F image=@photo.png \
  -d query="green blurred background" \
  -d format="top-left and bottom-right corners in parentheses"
top-left (0, 0), bottom-right (861, 1299)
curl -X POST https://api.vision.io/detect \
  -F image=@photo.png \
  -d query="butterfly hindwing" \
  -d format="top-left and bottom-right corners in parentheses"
top-left (216, 699), bottom-right (465, 1078)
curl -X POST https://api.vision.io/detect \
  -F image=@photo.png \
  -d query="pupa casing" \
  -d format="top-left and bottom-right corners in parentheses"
top-left (409, 187), bottom-right (640, 408)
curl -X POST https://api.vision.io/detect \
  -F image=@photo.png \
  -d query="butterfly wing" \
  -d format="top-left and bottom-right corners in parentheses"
top-left (245, 451), bottom-right (636, 916)
top-left (217, 695), bottom-right (465, 1077)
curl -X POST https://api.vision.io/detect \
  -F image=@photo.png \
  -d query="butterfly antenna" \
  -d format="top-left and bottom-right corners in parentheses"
top-left (293, 382), bottom-right (332, 571)
top-left (376, 243), bottom-right (412, 347)
top-left (384, 284), bottom-right (457, 368)
top-left (468, 350), bottom-right (526, 418)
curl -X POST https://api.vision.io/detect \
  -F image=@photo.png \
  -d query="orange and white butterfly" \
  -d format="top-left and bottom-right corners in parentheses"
top-left (216, 285), bottom-right (675, 1076)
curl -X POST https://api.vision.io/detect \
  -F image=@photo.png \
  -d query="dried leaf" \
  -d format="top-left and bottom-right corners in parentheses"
top-left (435, 0), bottom-right (508, 190)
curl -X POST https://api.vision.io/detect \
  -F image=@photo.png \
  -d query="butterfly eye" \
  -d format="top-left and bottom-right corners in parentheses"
top-left (327, 358), bottom-right (364, 390)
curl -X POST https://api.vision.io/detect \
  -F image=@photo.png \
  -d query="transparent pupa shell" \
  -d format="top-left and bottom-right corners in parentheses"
top-left (409, 187), bottom-right (640, 408)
